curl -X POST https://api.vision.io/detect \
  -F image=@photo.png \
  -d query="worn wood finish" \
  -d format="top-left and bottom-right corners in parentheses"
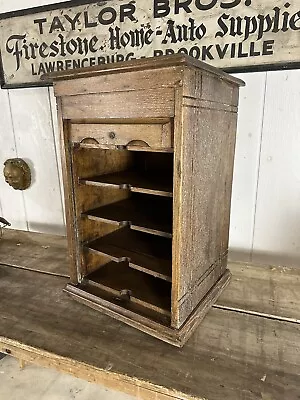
top-left (62, 89), bottom-right (175, 120)
top-left (49, 54), bottom-right (244, 345)
top-left (217, 261), bottom-right (300, 322)
top-left (2, 230), bottom-right (299, 325)
top-left (84, 194), bottom-right (173, 238)
top-left (65, 269), bottom-right (231, 347)
top-left (0, 229), bottom-right (68, 277)
top-left (84, 260), bottom-right (172, 316)
top-left (46, 54), bottom-right (244, 86)
top-left (70, 122), bottom-right (173, 149)
top-left (58, 109), bottom-right (79, 284)
top-left (72, 146), bottom-right (132, 277)
top-left (172, 67), bottom-right (239, 328)
top-left (54, 67), bottom-right (183, 97)
top-left (82, 169), bottom-right (173, 198)
top-left (0, 264), bottom-right (300, 400)
top-left (86, 227), bottom-right (172, 282)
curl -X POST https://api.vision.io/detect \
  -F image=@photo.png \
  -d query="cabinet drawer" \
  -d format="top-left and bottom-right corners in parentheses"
top-left (70, 122), bottom-right (173, 149)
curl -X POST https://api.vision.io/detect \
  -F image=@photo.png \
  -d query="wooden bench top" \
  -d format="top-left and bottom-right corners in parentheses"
top-left (0, 230), bottom-right (299, 400)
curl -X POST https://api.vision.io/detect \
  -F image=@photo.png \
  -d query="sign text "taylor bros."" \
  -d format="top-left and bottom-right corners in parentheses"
top-left (1, 0), bottom-right (300, 86)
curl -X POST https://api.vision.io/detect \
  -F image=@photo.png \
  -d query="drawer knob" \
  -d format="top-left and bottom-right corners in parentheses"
top-left (108, 131), bottom-right (116, 139)
top-left (117, 289), bottom-right (131, 302)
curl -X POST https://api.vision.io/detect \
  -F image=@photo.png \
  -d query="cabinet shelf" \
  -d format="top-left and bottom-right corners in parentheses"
top-left (84, 261), bottom-right (171, 317)
top-left (83, 195), bottom-right (172, 238)
top-left (81, 170), bottom-right (173, 197)
top-left (85, 228), bottom-right (172, 282)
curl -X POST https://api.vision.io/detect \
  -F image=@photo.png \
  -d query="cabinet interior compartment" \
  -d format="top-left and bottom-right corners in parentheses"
top-left (78, 149), bottom-right (174, 197)
top-left (83, 193), bottom-right (173, 238)
top-left (82, 260), bottom-right (172, 326)
top-left (71, 144), bottom-right (174, 324)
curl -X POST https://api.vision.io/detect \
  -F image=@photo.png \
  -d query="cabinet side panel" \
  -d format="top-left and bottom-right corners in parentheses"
top-left (173, 102), bottom-right (238, 328)
top-left (56, 102), bottom-right (79, 283)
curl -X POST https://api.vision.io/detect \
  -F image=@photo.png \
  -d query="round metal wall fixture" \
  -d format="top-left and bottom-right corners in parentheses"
top-left (3, 158), bottom-right (31, 190)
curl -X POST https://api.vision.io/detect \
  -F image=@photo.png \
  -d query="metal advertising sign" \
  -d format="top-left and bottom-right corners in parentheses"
top-left (0, 0), bottom-right (299, 88)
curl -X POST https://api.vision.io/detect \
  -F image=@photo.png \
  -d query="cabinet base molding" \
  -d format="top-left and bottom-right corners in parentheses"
top-left (64, 269), bottom-right (231, 347)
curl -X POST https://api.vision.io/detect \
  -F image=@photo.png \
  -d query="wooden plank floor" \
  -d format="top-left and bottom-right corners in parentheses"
top-left (0, 230), bottom-right (300, 400)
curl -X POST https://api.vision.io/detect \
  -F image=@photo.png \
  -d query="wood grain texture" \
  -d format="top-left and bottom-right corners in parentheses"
top-left (2, 230), bottom-right (299, 325)
top-left (217, 261), bottom-right (300, 323)
top-left (182, 97), bottom-right (238, 113)
top-left (66, 269), bottom-right (230, 347)
top-left (54, 67), bottom-right (182, 97)
top-left (0, 229), bottom-right (68, 277)
top-left (57, 111), bottom-right (79, 284)
top-left (62, 89), bottom-right (175, 120)
top-left (82, 169), bottom-right (173, 197)
top-left (70, 122), bottom-right (173, 149)
top-left (0, 265), bottom-right (299, 400)
top-left (86, 227), bottom-right (172, 281)
top-left (2, 0), bottom-right (300, 273)
top-left (201, 73), bottom-right (239, 106)
top-left (52, 57), bottom-right (243, 342)
top-left (71, 146), bottom-right (131, 278)
top-left (45, 54), bottom-right (244, 87)
top-left (85, 261), bottom-right (172, 316)
top-left (84, 194), bottom-right (172, 238)
top-left (173, 96), bottom-right (238, 328)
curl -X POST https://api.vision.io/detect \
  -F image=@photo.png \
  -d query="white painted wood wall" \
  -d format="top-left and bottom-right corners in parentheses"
top-left (0, 1), bottom-right (300, 267)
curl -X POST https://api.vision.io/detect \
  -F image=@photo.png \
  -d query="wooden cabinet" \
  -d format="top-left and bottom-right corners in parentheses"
top-left (49, 55), bottom-right (244, 347)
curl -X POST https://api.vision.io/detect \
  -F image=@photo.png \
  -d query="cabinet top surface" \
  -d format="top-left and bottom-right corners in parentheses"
top-left (42, 54), bottom-right (245, 87)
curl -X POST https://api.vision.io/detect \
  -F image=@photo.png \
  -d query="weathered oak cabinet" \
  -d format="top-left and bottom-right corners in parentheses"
top-left (48, 55), bottom-right (244, 347)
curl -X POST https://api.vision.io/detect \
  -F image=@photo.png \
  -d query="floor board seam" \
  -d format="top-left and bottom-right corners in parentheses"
top-left (0, 263), bottom-right (69, 279)
top-left (213, 303), bottom-right (300, 324)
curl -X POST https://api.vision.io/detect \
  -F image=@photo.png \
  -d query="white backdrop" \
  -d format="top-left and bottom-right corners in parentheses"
top-left (0, 1), bottom-right (300, 267)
